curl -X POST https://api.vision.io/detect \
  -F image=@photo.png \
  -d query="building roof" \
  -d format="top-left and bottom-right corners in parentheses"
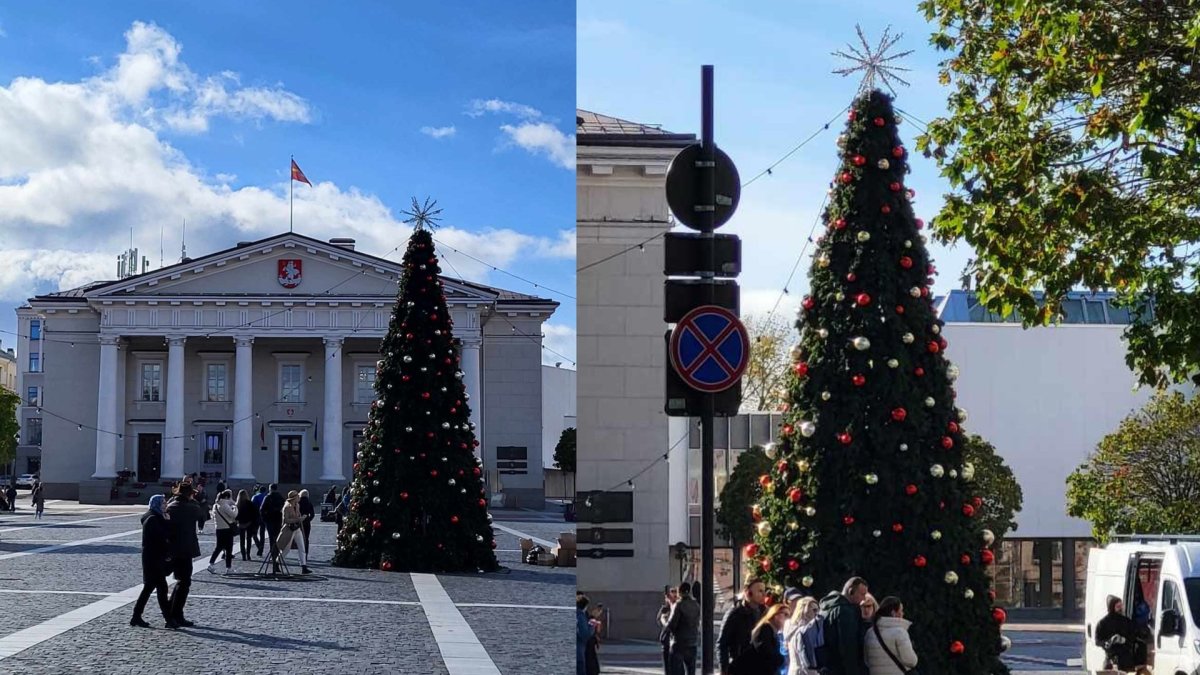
top-left (32, 231), bottom-right (555, 306)
top-left (577, 109), bottom-right (696, 148)
top-left (936, 288), bottom-right (1138, 325)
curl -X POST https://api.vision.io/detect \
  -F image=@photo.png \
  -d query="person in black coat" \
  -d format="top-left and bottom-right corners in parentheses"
top-left (1095, 595), bottom-right (1151, 672)
top-left (260, 483), bottom-right (286, 571)
top-left (165, 482), bottom-right (208, 627)
top-left (234, 490), bottom-right (259, 561)
top-left (731, 604), bottom-right (790, 675)
top-left (297, 489), bottom-right (315, 557)
top-left (718, 578), bottom-right (767, 674)
top-left (5, 484), bottom-right (14, 512)
top-left (130, 495), bottom-right (173, 628)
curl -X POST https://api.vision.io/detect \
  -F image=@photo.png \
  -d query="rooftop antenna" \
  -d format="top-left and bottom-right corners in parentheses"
top-left (159, 225), bottom-right (164, 268)
top-left (832, 24), bottom-right (914, 95)
top-left (181, 220), bottom-right (187, 262)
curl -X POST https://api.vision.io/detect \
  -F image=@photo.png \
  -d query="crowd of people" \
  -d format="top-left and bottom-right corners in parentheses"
top-left (130, 478), bottom-right (343, 629)
top-left (639, 576), bottom-right (917, 675)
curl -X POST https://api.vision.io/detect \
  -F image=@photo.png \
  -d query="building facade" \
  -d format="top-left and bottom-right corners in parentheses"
top-left (17, 232), bottom-right (556, 505)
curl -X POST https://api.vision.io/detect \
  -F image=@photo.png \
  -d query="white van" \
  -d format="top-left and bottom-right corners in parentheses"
top-left (1084, 536), bottom-right (1200, 674)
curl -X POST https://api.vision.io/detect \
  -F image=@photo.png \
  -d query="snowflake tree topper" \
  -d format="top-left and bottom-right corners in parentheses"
top-left (832, 24), bottom-right (914, 95)
top-left (402, 196), bottom-right (443, 231)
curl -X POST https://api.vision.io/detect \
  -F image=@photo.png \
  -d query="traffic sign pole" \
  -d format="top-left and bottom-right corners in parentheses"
top-left (699, 64), bottom-right (716, 675)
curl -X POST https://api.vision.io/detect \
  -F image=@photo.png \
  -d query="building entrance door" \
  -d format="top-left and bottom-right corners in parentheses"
top-left (138, 434), bottom-right (162, 482)
top-left (278, 435), bottom-right (302, 483)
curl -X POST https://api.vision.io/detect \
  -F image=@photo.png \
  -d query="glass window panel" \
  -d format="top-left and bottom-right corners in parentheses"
top-left (729, 415), bottom-right (750, 450)
top-left (206, 363), bottom-right (227, 401)
top-left (687, 445), bottom-right (700, 515)
top-left (25, 418), bottom-right (41, 446)
top-left (25, 387), bottom-right (37, 406)
top-left (1060, 299), bottom-right (1085, 323)
top-left (141, 363), bottom-right (161, 401)
top-left (29, 321), bottom-right (40, 341)
top-left (29, 353), bottom-right (39, 373)
top-left (203, 432), bottom-right (224, 464)
top-left (713, 417), bottom-right (729, 450)
top-left (356, 365), bottom-right (376, 403)
top-left (1107, 304), bottom-right (1132, 324)
top-left (749, 414), bottom-right (771, 448)
top-left (280, 364), bottom-right (303, 402)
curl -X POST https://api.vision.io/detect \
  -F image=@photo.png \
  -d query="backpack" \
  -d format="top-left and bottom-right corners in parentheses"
top-left (807, 611), bottom-right (833, 669)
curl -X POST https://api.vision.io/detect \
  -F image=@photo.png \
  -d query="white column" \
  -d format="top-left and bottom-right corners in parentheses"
top-left (460, 338), bottom-right (482, 459)
top-left (162, 336), bottom-right (186, 479)
top-left (231, 336), bottom-right (255, 480)
top-left (322, 337), bottom-right (345, 481)
top-left (92, 335), bottom-right (120, 478)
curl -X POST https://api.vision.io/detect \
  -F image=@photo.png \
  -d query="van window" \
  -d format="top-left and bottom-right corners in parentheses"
top-left (1164, 579), bottom-right (1185, 630)
top-left (1185, 579), bottom-right (1200, 626)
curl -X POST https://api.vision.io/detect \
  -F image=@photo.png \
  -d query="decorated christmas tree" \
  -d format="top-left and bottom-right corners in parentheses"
top-left (749, 89), bottom-right (1008, 673)
top-left (333, 199), bottom-right (499, 573)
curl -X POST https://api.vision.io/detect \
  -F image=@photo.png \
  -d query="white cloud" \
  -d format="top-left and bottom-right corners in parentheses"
top-left (541, 321), bottom-right (577, 367)
top-left (420, 125), bottom-right (456, 139)
top-left (466, 98), bottom-right (542, 119)
top-left (0, 23), bottom-right (7, 38)
top-left (0, 21), bottom-right (573, 306)
top-left (500, 122), bottom-right (575, 170)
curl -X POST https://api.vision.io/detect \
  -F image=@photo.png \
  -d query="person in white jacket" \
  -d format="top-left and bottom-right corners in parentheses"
top-left (784, 594), bottom-right (820, 675)
top-left (207, 490), bottom-right (238, 574)
top-left (863, 596), bottom-right (919, 675)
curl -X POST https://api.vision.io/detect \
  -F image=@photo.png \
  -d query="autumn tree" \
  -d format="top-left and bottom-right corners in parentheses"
top-left (917, 1), bottom-right (1200, 387)
top-left (962, 434), bottom-right (1023, 544)
top-left (0, 389), bottom-right (17, 466)
top-left (1067, 391), bottom-right (1200, 543)
top-left (741, 313), bottom-right (791, 412)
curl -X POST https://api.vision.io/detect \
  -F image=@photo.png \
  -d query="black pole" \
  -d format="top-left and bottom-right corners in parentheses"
top-left (699, 64), bottom-right (717, 675)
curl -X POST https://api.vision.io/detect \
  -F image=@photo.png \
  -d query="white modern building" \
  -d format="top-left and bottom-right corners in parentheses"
top-left (542, 363), bottom-right (577, 470)
top-left (16, 232), bottom-right (556, 506)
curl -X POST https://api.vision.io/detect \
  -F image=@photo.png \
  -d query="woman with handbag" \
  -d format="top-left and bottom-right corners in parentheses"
top-left (276, 490), bottom-right (313, 574)
top-left (297, 489), bottom-right (315, 557)
top-left (234, 490), bottom-right (258, 561)
top-left (207, 489), bottom-right (237, 574)
top-left (130, 494), bottom-right (174, 628)
top-left (863, 596), bottom-right (919, 675)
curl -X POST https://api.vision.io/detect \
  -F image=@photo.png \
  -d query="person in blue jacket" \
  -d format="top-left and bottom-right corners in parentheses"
top-left (577, 594), bottom-right (595, 674)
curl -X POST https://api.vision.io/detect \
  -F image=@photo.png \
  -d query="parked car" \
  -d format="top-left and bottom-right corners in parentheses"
top-left (15, 474), bottom-right (36, 488)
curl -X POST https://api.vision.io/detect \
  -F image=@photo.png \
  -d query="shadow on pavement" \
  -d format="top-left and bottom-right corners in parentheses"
top-left (183, 625), bottom-right (352, 652)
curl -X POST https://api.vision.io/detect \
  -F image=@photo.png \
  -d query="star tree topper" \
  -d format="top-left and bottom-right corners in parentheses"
top-left (402, 196), bottom-right (443, 231)
top-left (832, 24), bottom-right (914, 95)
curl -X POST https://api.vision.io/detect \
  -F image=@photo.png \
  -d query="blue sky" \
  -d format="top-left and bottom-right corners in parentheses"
top-left (0, 1), bottom-right (576, 364)
top-left (578, 0), bottom-right (971, 324)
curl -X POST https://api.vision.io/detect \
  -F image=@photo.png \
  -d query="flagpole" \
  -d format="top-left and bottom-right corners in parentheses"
top-left (289, 155), bottom-right (294, 233)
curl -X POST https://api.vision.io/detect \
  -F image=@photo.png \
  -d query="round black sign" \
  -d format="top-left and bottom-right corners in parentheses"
top-left (665, 143), bottom-right (741, 230)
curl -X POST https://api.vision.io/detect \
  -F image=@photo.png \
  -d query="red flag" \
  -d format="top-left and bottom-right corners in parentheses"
top-left (291, 159), bottom-right (311, 186)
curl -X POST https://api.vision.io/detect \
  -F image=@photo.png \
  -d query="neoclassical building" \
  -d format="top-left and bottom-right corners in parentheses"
top-left (17, 232), bottom-right (555, 505)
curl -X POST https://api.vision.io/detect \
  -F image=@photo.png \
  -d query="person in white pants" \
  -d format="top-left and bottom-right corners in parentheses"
top-left (276, 491), bottom-right (312, 575)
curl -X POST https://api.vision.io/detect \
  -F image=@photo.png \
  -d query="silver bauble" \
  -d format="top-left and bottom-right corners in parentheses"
top-left (945, 571), bottom-right (959, 585)
top-left (925, 397), bottom-right (936, 407)
top-left (902, 333), bottom-right (915, 344)
top-left (442, 422), bottom-right (451, 429)
top-left (899, 443), bottom-right (908, 451)
top-left (931, 324), bottom-right (941, 335)
top-left (802, 575), bottom-right (814, 588)
top-left (930, 464), bottom-right (945, 478)
top-left (909, 286), bottom-right (922, 298)
top-left (392, 532), bottom-right (401, 539)
top-left (448, 479), bottom-right (456, 485)
top-left (873, 530), bottom-right (882, 537)
top-left (877, 158), bottom-right (890, 170)
top-left (804, 506), bottom-right (816, 517)
top-left (455, 371), bottom-right (465, 379)
top-left (852, 337), bottom-right (871, 351)
top-left (957, 408), bottom-right (968, 422)
top-left (864, 473), bottom-right (878, 485)
top-left (799, 421), bottom-right (816, 437)
top-left (763, 442), bottom-right (778, 460)
top-left (757, 521), bottom-right (772, 535)
top-left (403, 356), bottom-right (413, 363)
top-left (947, 364), bottom-right (960, 381)
top-left (949, 469), bottom-right (958, 478)
top-left (931, 530), bottom-right (942, 541)
top-left (835, 292), bottom-right (845, 301)
top-left (964, 589), bottom-right (975, 600)
top-left (821, 391), bottom-right (831, 401)
top-left (904, 240), bottom-right (912, 248)
top-left (817, 328), bottom-right (829, 339)
top-left (963, 463), bottom-right (976, 480)
top-left (982, 529), bottom-right (996, 546)
top-left (856, 231), bottom-right (871, 243)
top-left (372, 496), bottom-right (381, 504)
top-left (887, 359), bottom-right (899, 368)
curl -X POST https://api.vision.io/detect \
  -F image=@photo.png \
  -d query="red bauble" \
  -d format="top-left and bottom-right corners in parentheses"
top-left (988, 590), bottom-right (996, 602)
top-left (895, 305), bottom-right (905, 315)
top-left (981, 549), bottom-right (995, 565)
top-left (873, 116), bottom-right (886, 126)
top-left (473, 467), bottom-right (481, 476)
top-left (899, 256), bottom-right (913, 269)
top-left (913, 555), bottom-right (927, 568)
top-left (848, 110), bottom-right (858, 121)
top-left (367, 471), bottom-right (375, 478)
top-left (802, 297), bottom-right (816, 310)
top-left (915, 218), bottom-right (925, 230)
top-left (851, 154), bottom-right (866, 166)
top-left (889, 182), bottom-right (902, 192)
top-left (961, 554), bottom-right (972, 565)
top-left (758, 475), bottom-right (772, 489)
top-left (950, 641), bottom-right (965, 655)
top-left (905, 485), bottom-right (919, 497)
top-left (353, 462), bottom-right (360, 471)
top-left (880, 205), bottom-right (891, 214)
top-left (760, 558), bottom-right (772, 572)
top-left (430, 314), bottom-right (438, 321)
top-left (372, 519), bottom-right (382, 530)
top-left (402, 375), bottom-right (410, 382)
top-left (381, 561), bottom-right (393, 571)
top-left (855, 293), bottom-right (871, 307)
top-left (450, 515), bottom-right (460, 524)
top-left (430, 469), bottom-right (439, 477)
top-left (840, 172), bottom-right (854, 184)
top-left (891, 408), bottom-right (907, 422)
top-left (846, 272), bottom-right (857, 282)
top-left (973, 496), bottom-right (983, 508)
top-left (776, 460), bottom-right (789, 474)
top-left (914, 367), bottom-right (925, 377)
top-left (927, 341), bottom-right (940, 354)
top-left (962, 504), bottom-right (976, 517)
top-left (787, 559), bottom-right (800, 571)
top-left (834, 217), bottom-right (847, 230)
top-left (947, 421), bottom-right (960, 433)
top-left (783, 424), bottom-right (794, 436)
top-left (892, 522), bottom-right (904, 533)
top-left (992, 607), bottom-right (1007, 624)
top-left (788, 487), bottom-right (803, 504)
top-left (940, 501), bottom-right (946, 509)
top-left (843, 515), bottom-right (855, 526)
top-left (400, 492), bottom-right (409, 500)
top-left (421, 392), bottom-right (431, 399)
top-left (852, 374), bottom-right (866, 387)
top-left (921, 286), bottom-right (930, 298)
top-left (838, 432), bottom-right (853, 445)
top-left (478, 498), bottom-right (486, 507)
top-left (941, 436), bottom-right (954, 450)
top-left (794, 362), bottom-right (809, 377)
top-left (752, 505), bottom-right (763, 521)
top-left (892, 146), bottom-right (905, 158)
top-left (405, 333), bottom-right (414, 340)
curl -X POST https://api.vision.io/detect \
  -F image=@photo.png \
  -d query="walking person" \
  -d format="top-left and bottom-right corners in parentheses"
top-left (234, 489), bottom-right (258, 561)
top-left (718, 577), bottom-right (767, 675)
top-left (6, 483), bottom-right (15, 512)
top-left (207, 489), bottom-right (237, 574)
top-left (863, 596), bottom-right (919, 675)
top-left (730, 604), bottom-right (791, 675)
top-left (260, 483), bottom-right (285, 569)
top-left (658, 585), bottom-right (678, 674)
top-left (30, 480), bottom-right (44, 518)
top-left (276, 490), bottom-right (312, 574)
top-left (817, 577), bottom-right (870, 675)
top-left (165, 482), bottom-right (207, 627)
top-left (251, 484), bottom-right (269, 556)
top-left (130, 495), bottom-right (174, 628)
top-left (297, 489), bottom-right (315, 557)
top-left (665, 584), bottom-right (701, 675)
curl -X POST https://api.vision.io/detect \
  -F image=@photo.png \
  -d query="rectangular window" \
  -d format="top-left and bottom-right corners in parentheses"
top-left (356, 365), bottom-right (376, 403)
top-left (28, 353), bottom-right (39, 373)
top-left (141, 363), bottom-right (162, 401)
top-left (280, 364), bottom-right (303, 402)
top-left (25, 418), bottom-right (41, 446)
top-left (205, 363), bottom-right (227, 402)
top-left (29, 320), bottom-right (40, 341)
top-left (25, 387), bottom-right (38, 407)
top-left (203, 432), bottom-right (224, 465)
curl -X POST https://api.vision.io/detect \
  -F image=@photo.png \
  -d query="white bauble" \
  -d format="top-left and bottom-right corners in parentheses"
top-left (902, 333), bottom-right (915, 344)
top-left (887, 359), bottom-right (899, 368)
top-left (799, 421), bottom-right (816, 438)
top-left (856, 231), bottom-right (871, 243)
top-left (853, 337), bottom-right (871, 351)
top-left (945, 571), bottom-right (959, 585)
top-left (930, 464), bottom-right (945, 478)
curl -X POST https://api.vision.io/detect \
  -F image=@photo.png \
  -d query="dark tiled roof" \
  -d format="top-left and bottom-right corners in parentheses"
top-left (30, 232), bottom-right (555, 307)
top-left (577, 109), bottom-right (696, 148)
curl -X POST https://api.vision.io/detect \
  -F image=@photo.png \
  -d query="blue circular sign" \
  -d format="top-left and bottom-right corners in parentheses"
top-left (669, 305), bottom-right (750, 393)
